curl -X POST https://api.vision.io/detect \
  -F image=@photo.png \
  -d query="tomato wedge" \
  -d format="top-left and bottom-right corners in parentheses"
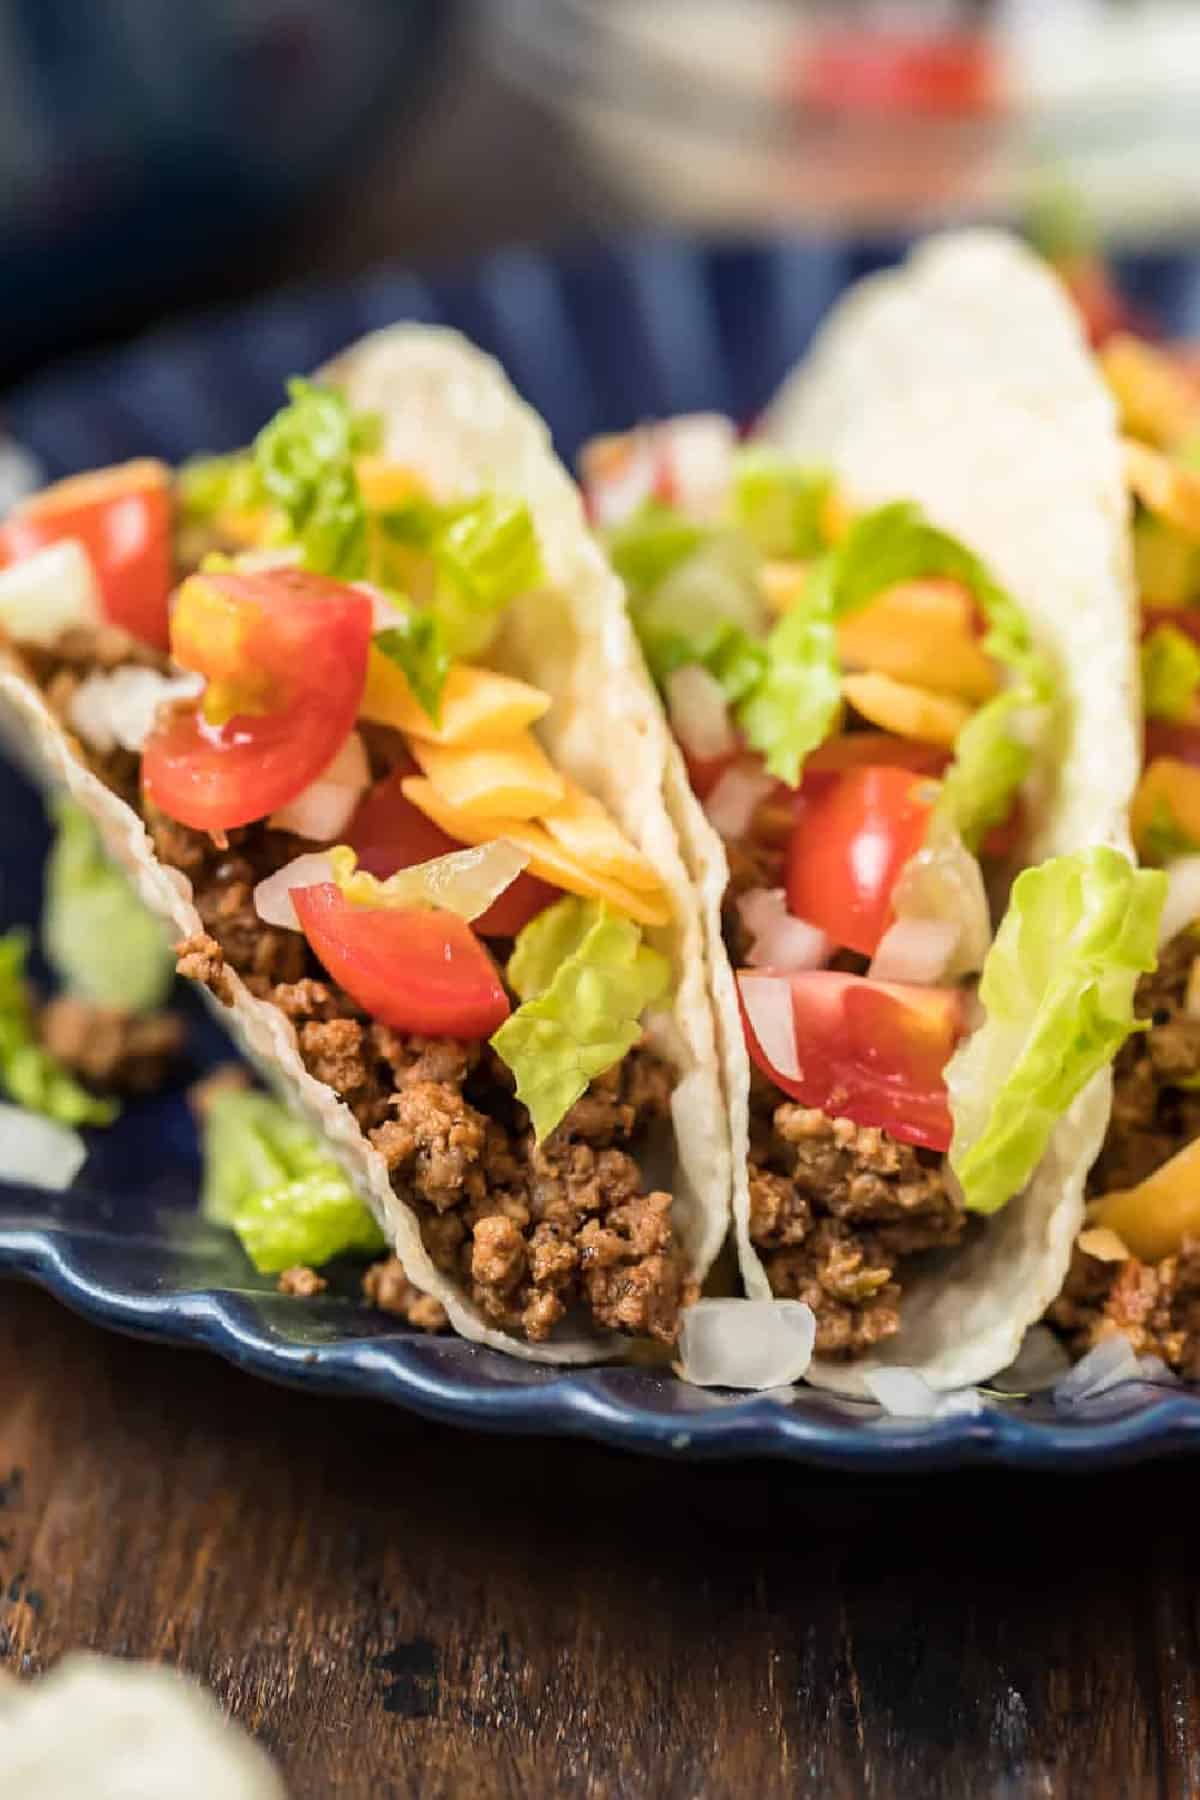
top-left (292, 883), bottom-right (509, 1039)
top-left (1143, 607), bottom-right (1200, 647)
top-left (143, 569), bottom-right (371, 832)
top-left (804, 733), bottom-right (949, 778)
top-left (0, 459), bottom-right (172, 648)
top-left (345, 768), bottom-right (557, 937)
top-left (787, 766), bottom-right (936, 958)
top-left (739, 969), bottom-right (963, 1151)
top-left (1145, 719), bottom-right (1200, 768)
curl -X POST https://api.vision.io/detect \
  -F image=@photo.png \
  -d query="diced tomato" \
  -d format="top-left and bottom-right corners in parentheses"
top-left (787, 766), bottom-right (936, 958)
top-left (980, 792), bottom-right (1025, 862)
top-left (1143, 606), bottom-right (1200, 647)
top-left (804, 733), bottom-right (950, 778)
top-left (795, 28), bottom-right (997, 118)
top-left (0, 459), bottom-right (172, 648)
top-left (292, 882), bottom-right (509, 1039)
top-left (344, 767), bottom-right (557, 937)
top-left (682, 743), bottom-right (743, 802)
top-left (143, 569), bottom-right (371, 832)
top-left (739, 969), bottom-right (963, 1151)
top-left (1145, 720), bottom-right (1200, 769)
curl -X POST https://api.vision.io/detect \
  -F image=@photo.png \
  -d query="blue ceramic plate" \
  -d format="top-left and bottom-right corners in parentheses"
top-left (6, 233), bottom-right (1200, 1468)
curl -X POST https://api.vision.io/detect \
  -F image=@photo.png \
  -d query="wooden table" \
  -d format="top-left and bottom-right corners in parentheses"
top-left (2, 1281), bottom-right (1197, 1797)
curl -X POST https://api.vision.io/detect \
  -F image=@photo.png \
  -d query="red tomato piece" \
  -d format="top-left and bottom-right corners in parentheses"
top-left (0, 459), bottom-right (172, 648)
top-left (682, 743), bottom-right (743, 802)
top-left (804, 733), bottom-right (950, 778)
top-left (1145, 719), bottom-right (1200, 768)
top-left (142, 569), bottom-right (371, 832)
top-left (1143, 607), bottom-right (1200, 647)
top-left (292, 883), bottom-right (509, 1039)
top-left (787, 766), bottom-right (936, 958)
top-left (739, 969), bottom-right (963, 1152)
top-left (795, 28), bottom-right (997, 118)
top-left (344, 768), bottom-right (557, 937)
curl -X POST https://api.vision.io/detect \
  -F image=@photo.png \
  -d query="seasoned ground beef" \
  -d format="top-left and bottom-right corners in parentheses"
top-left (277, 1265), bottom-right (327, 1298)
top-left (747, 1079), bottom-right (965, 1357)
top-left (1042, 931), bottom-right (1200, 1371)
top-left (1048, 1239), bottom-right (1200, 1377)
top-left (362, 1256), bottom-right (449, 1331)
top-left (38, 995), bottom-right (183, 1094)
top-left (1087, 930), bottom-right (1200, 1195)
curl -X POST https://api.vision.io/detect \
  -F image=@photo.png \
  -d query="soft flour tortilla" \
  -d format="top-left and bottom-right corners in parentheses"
top-left (660, 230), bottom-right (1141, 1393)
top-left (0, 325), bottom-right (731, 1363)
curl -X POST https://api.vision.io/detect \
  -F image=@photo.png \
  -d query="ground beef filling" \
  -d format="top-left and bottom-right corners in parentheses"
top-left (1046, 931), bottom-right (1200, 1372)
top-left (746, 1073), bottom-right (965, 1357)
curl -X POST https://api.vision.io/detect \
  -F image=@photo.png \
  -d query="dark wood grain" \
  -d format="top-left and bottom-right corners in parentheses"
top-left (1, 1283), bottom-right (1198, 1798)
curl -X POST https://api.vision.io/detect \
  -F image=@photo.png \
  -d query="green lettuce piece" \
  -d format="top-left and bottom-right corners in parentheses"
top-left (728, 448), bottom-right (831, 558)
top-left (379, 492), bottom-right (544, 659)
top-left (176, 450), bottom-right (265, 529)
top-left (1142, 624), bottom-right (1200, 722)
top-left (607, 501), bottom-right (707, 597)
top-left (1133, 511), bottom-right (1200, 606)
top-left (936, 691), bottom-right (1031, 854)
top-left (373, 610), bottom-right (452, 726)
top-left (948, 848), bottom-right (1166, 1216)
top-left (630, 534), bottom-right (767, 699)
top-left (491, 898), bottom-right (670, 1141)
top-left (201, 1087), bottom-right (384, 1273)
top-left (0, 932), bottom-right (116, 1126)
top-left (738, 502), bottom-right (1054, 801)
top-left (254, 379), bottom-right (371, 580)
top-left (43, 797), bottom-right (174, 1013)
top-left (1143, 799), bottom-right (1200, 865)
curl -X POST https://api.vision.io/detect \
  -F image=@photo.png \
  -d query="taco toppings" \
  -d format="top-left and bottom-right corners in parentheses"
top-left (1, 377), bottom-right (698, 1349)
top-left (585, 412), bottom-right (1164, 1359)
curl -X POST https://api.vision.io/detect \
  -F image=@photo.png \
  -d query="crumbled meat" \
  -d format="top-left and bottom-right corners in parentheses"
top-left (26, 639), bottom-right (691, 1347)
top-left (1088, 930), bottom-right (1200, 1194)
top-left (747, 1099), bottom-right (965, 1357)
top-left (1047, 1238), bottom-right (1200, 1377)
top-left (38, 996), bottom-right (183, 1094)
top-left (362, 1256), bottom-right (448, 1332)
top-left (277, 1265), bottom-right (327, 1298)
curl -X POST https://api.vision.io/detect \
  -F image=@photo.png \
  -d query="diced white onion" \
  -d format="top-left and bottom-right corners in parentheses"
top-left (737, 887), bottom-right (830, 971)
top-left (0, 1102), bottom-right (86, 1190)
top-left (253, 853), bottom-right (335, 931)
top-left (0, 538), bottom-right (102, 646)
top-left (737, 971), bottom-right (800, 1080)
top-left (677, 1297), bottom-right (815, 1389)
top-left (346, 840), bottom-right (530, 922)
top-left (704, 762), bottom-right (775, 840)
top-left (864, 1367), bottom-right (984, 1418)
top-left (67, 667), bottom-right (204, 755)
top-left (354, 581), bottom-right (407, 631)
top-left (890, 823), bottom-right (991, 980)
top-left (268, 731), bottom-right (369, 841)
top-left (1158, 855), bottom-right (1200, 952)
top-left (665, 663), bottom-right (735, 761)
top-left (868, 917), bottom-right (961, 986)
top-left (579, 430), bottom-right (659, 531)
top-left (227, 545), bottom-right (301, 573)
top-left (992, 1324), bottom-right (1071, 1394)
top-left (659, 414), bottom-right (737, 522)
top-left (1053, 1333), bottom-right (1141, 1408)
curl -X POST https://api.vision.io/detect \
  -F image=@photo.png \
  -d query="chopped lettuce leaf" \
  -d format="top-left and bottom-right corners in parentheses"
top-left (735, 557), bottom-right (842, 781)
top-left (935, 691), bottom-right (1031, 853)
top-left (254, 379), bottom-right (368, 580)
top-left (607, 501), bottom-right (707, 597)
top-left (491, 898), bottom-right (670, 1140)
top-left (1143, 798), bottom-right (1200, 864)
top-left (0, 932), bottom-right (116, 1126)
top-left (379, 492), bottom-right (544, 658)
top-left (627, 534), bottom-right (767, 699)
top-left (728, 448), bottom-right (832, 558)
top-left (176, 449), bottom-right (265, 529)
top-left (1142, 624), bottom-right (1200, 722)
top-left (948, 848), bottom-right (1166, 1216)
top-left (201, 1086), bottom-right (384, 1273)
top-left (43, 797), bottom-right (174, 1013)
top-left (373, 609), bottom-right (452, 724)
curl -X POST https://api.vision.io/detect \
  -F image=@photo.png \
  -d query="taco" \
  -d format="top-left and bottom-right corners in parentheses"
top-left (1042, 280), bottom-right (1200, 1375)
top-left (0, 328), bottom-right (732, 1365)
top-left (581, 230), bottom-right (1166, 1393)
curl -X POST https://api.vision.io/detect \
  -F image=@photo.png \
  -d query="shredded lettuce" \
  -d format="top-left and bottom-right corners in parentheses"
top-left (253, 379), bottom-right (372, 581)
top-left (379, 493), bottom-right (544, 660)
top-left (373, 609), bottom-right (452, 724)
top-left (631, 534), bottom-right (768, 700)
top-left (727, 448), bottom-right (831, 558)
top-left (948, 848), bottom-right (1166, 1216)
top-left (176, 449), bottom-right (265, 529)
top-left (201, 1086), bottom-right (384, 1273)
top-left (0, 932), bottom-right (116, 1127)
top-left (43, 797), bottom-right (174, 1013)
top-left (607, 501), bottom-right (707, 597)
top-left (491, 898), bottom-right (670, 1141)
top-left (1143, 799), bottom-right (1200, 865)
top-left (1142, 624), bottom-right (1200, 722)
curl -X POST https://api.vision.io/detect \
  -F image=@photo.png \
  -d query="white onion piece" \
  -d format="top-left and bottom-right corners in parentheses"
top-left (227, 544), bottom-right (301, 573)
top-left (864, 1368), bottom-right (984, 1419)
top-left (659, 413), bottom-right (737, 522)
top-left (869, 917), bottom-right (960, 986)
top-left (253, 853), bottom-right (335, 931)
top-left (354, 581), bottom-right (407, 631)
top-left (890, 823), bottom-right (991, 980)
top-left (0, 538), bottom-right (102, 646)
top-left (737, 971), bottom-right (800, 1080)
top-left (704, 762), bottom-right (775, 840)
top-left (268, 731), bottom-right (369, 841)
top-left (738, 888), bottom-right (831, 971)
top-left (343, 840), bottom-right (530, 921)
top-left (1158, 855), bottom-right (1200, 951)
top-left (67, 667), bottom-right (204, 755)
top-left (665, 663), bottom-right (735, 761)
top-left (677, 1298), bottom-right (815, 1389)
top-left (1053, 1334), bottom-right (1140, 1408)
top-left (579, 430), bottom-right (659, 530)
top-left (0, 1103), bottom-right (86, 1190)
